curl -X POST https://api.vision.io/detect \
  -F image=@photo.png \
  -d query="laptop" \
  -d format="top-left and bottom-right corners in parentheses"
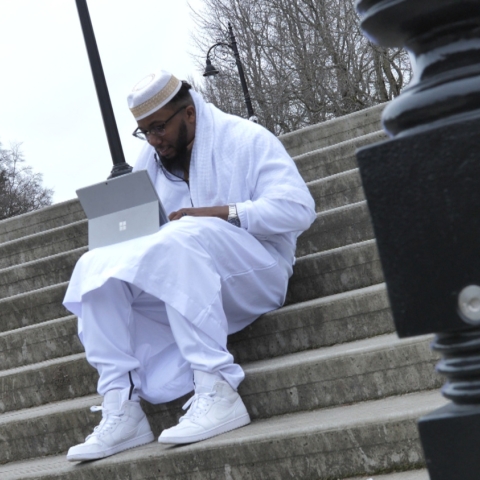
top-left (76, 170), bottom-right (169, 250)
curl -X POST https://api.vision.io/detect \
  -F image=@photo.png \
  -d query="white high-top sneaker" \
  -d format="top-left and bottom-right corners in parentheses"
top-left (66, 390), bottom-right (154, 462)
top-left (158, 371), bottom-right (251, 445)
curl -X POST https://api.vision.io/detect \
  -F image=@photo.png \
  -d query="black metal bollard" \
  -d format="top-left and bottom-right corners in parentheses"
top-left (355, 1), bottom-right (480, 478)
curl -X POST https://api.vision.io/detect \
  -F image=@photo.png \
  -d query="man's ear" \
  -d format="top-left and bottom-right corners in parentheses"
top-left (185, 104), bottom-right (196, 124)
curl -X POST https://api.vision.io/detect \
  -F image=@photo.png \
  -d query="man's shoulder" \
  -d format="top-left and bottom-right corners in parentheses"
top-left (215, 109), bottom-right (275, 144)
top-left (202, 100), bottom-right (283, 157)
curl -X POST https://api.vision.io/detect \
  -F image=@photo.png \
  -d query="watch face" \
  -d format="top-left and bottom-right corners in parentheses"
top-left (228, 216), bottom-right (241, 227)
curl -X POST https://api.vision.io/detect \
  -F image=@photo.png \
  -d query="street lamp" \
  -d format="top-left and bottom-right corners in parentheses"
top-left (203, 23), bottom-right (258, 122)
top-left (75, 0), bottom-right (132, 179)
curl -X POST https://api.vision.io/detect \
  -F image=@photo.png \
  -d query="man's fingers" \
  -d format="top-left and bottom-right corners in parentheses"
top-left (168, 207), bottom-right (226, 220)
top-left (169, 209), bottom-right (191, 221)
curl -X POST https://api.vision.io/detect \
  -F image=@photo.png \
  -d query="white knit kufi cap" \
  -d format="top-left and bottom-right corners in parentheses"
top-left (127, 69), bottom-right (182, 121)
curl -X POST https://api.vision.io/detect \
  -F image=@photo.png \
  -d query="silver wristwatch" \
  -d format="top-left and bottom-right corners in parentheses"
top-left (227, 204), bottom-right (241, 227)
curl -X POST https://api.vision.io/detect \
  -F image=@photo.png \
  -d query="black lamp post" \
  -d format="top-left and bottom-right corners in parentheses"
top-left (75, 0), bottom-right (132, 179)
top-left (355, 0), bottom-right (480, 478)
top-left (203, 23), bottom-right (257, 122)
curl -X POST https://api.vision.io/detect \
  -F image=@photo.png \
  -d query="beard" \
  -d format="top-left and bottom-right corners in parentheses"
top-left (157, 120), bottom-right (190, 176)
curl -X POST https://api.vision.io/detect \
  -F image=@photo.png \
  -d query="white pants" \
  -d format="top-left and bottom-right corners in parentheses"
top-left (64, 217), bottom-right (290, 404)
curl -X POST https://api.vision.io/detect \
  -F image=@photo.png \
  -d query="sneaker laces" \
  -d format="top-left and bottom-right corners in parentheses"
top-left (85, 405), bottom-right (124, 440)
top-left (180, 392), bottom-right (215, 422)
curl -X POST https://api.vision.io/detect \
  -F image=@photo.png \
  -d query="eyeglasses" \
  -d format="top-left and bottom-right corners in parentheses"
top-left (132, 106), bottom-right (187, 141)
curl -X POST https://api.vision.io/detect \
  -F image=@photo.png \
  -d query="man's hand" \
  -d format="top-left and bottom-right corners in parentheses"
top-left (169, 206), bottom-right (229, 221)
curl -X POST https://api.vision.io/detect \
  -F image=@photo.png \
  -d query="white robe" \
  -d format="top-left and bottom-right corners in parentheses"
top-left (63, 92), bottom-right (315, 403)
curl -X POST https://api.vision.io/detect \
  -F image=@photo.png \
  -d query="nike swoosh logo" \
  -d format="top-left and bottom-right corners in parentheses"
top-left (212, 404), bottom-right (236, 422)
top-left (119, 425), bottom-right (141, 441)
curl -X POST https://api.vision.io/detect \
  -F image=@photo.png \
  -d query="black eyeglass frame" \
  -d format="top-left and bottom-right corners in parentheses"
top-left (132, 105), bottom-right (187, 141)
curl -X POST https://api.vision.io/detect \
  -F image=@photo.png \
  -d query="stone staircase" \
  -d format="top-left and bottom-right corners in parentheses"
top-left (0, 103), bottom-right (441, 479)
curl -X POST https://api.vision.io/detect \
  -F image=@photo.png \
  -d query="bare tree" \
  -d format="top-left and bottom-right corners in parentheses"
top-left (0, 143), bottom-right (53, 220)
top-left (190, 0), bottom-right (412, 134)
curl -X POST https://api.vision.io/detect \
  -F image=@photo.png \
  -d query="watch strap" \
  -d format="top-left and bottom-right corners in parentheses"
top-left (227, 204), bottom-right (241, 227)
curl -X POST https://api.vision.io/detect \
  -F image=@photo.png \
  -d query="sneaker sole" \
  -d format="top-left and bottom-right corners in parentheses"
top-left (158, 413), bottom-right (251, 445)
top-left (66, 431), bottom-right (155, 462)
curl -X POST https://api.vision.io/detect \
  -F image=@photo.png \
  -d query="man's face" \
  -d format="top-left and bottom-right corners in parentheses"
top-left (137, 104), bottom-right (196, 165)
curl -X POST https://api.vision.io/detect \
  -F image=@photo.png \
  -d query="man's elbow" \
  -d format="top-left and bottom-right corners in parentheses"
top-left (295, 205), bottom-right (317, 233)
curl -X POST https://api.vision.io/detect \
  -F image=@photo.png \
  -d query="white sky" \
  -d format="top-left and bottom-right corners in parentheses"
top-left (0, 0), bottom-right (204, 203)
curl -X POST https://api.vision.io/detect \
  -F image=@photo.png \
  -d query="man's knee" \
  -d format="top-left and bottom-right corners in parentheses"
top-left (158, 217), bottom-right (223, 250)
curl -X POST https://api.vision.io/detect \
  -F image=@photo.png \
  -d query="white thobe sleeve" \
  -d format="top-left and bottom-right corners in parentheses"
top-left (236, 198), bottom-right (315, 236)
top-left (232, 130), bottom-right (316, 237)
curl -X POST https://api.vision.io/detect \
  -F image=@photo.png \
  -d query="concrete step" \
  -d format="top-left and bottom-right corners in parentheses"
top-left (280, 103), bottom-right (386, 157)
top-left (0, 353), bottom-right (96, 415)
top-left (296, 201), bottom-right (374, 257)
top-left (0, 390), bottom-right (446, 478)
top-left (0, 172), bottom-right (366, 270)
top-left (308, 168), bottom-right (365, 213)
top-left (1, 284), bottom-right (393, 371)
top-left (0, 331), bottom-right (441, 423)
top-left (0, 199), bottom-right (85, 245)
top-left (0, 315), bottom-right (82, 370)
top-left (0, 197), bottom-right (370, 273)
top-left (241, 333), bottom-right (441, 419)
top-left (294, 130), bottom-right (388, 183)
top-left (0, 247), bottom-right (86, 300)
top-left (345, 471), bottom-right (429, 480)
top-left (0, 237), bottom-right (380, 337)
top-left (0, 237), bottom-right (381, 321)
top-left (0, 220), bottom-right (87, 270)
top-left (286, 239), bottom-right (383, 305)
top-left (230, 283), bottom-right (394, 362)
top-left (0, 282), bottom-right (70, 333)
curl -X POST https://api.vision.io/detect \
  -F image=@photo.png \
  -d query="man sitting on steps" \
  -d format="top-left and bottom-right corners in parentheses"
top-left (63, 68), bottom-right (316, 462)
